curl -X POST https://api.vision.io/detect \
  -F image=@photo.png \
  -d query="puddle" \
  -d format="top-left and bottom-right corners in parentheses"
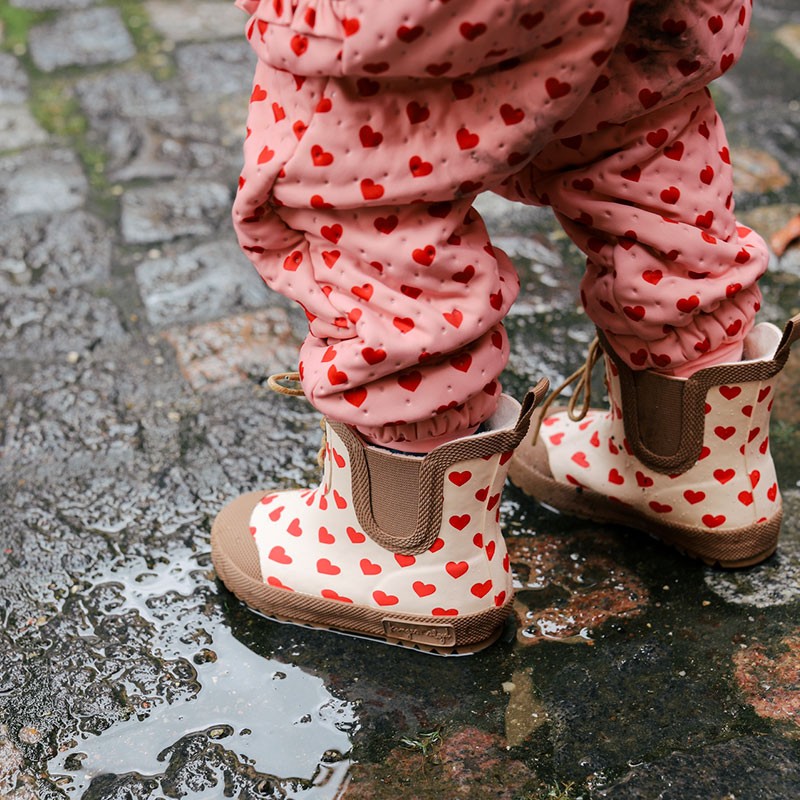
top-left (45, 549), bottom-right (358, 798)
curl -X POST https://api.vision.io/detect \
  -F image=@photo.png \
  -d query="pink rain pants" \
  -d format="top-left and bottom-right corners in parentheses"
top-left (233, 0), bottom-right (767, 450)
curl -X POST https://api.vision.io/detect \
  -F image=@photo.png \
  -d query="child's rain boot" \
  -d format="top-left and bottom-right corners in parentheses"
top-left (509, 316), bottom-right (800, 567)
top-left (212, 380), bottom-right (549, 654)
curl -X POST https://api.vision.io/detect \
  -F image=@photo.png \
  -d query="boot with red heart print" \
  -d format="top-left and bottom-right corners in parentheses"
top-left (211, 381), bottom-right (549, 654)
top-left (509, 316), bottom-right (800, 568)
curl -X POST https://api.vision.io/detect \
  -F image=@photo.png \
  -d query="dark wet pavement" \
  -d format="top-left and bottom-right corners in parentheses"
top-left (2, 1), bottom-right (800, 798)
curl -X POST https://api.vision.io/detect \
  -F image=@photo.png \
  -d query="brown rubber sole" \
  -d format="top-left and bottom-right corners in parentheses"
top-left (210, 491), bottom-right (513, 655)
top-left (508, 459), bottom-right (781, 569)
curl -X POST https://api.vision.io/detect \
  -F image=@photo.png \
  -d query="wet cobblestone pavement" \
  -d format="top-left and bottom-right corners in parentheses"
top-left (2, 1), bottom-right (800, 798)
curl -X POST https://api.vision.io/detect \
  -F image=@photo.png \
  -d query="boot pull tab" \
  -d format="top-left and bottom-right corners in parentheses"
top-left (516, 378), bottom-right (551, 441)
top-left (775, 313), bottom-right (800, 363)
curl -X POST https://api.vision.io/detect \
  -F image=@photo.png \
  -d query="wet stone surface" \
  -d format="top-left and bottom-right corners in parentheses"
top-left (2, 1), bottom-right (800, 799)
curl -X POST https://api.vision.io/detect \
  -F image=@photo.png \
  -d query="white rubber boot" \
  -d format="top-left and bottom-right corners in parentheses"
top-left (212, 381), bottom-right (548, 653)
top-left (509, 316), bottom-right (800, 567)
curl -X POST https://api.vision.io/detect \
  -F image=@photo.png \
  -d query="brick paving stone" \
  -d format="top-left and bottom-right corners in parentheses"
top-left (0, 210), bottom-right (112, 291)
top-left (163, 308), bottom-right (300, 391)
top-left (0, 53), bottom-right (29, 105)
top-left (0, 148), bottom-right (87, 218)
top-left (134, 238), bottom-right (267, 326)
top-left (0, 105), bottom-right (48, 151)
top-left (0, 287), bottom-right (126, 359)
top-left (11, 0), bottom-right (96, 9)
top-left (775, 23), bottom-right (800, 60)
top-left (145, 0), bottom-right (246, 43)
top-left (28, 7), bottom-right (135, 72)
top-left (120, 179), bottom-right (231, 243)
top-left (175, 40), bottom-right (254, 98)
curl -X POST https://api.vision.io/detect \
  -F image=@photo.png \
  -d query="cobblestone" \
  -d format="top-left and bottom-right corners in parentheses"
top-left (28, 7), bottom-right (136, 72)
top-left (1, 2), bottom-right (800, 799)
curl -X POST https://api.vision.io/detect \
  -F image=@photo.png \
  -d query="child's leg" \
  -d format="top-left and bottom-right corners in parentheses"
top-left (525, 87), bottom-right (767, 374)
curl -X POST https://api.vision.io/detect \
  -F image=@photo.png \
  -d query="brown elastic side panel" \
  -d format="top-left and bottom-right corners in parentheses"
top-left (331, 379), bottom-right (549, 556)
top-left (363, 446), bottom-right (422, 539)
top-left (600, 319), bottom-right (798, 475)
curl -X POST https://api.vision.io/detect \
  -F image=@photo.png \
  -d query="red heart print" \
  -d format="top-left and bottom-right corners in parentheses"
top-left (393, 316), bottom-right (415, 333)
top-left (413, 245), bottom-right (436, 265)
top-left (696, 211), bottom-right (714, 229)
top-left (362, 347), bottom-right (386, 365)
top-left (346, 526), bottom-right (366, 543)
top-left (292, 121), bottom-right (307, 140)
top-left (621, 165), bottom-right (641, 182)
top-left (646, 129), bottom-right (668, 147)
top-left (571, 452), bottom-right (589, 468)
top-left (450, 353), bottom-right (472, 372)
top-left (708, 15), bottom-right (723, 34)
top-left (448, 470), bottom-right (472, 486)
top-left (642, 270), bottom-right (662, 285)
top-left (333, 490), bottom-right (347, 509)
top-left (409, 155), bottom-right (433, 177)
top-left (449, 514), bottom-right (471, 530)
top-left (344, 387), bottom-right (367, 407)
top-left (360, 179), bottom-right (384, 200)
top-left (520, 11), bottom-right (544, 29)
top-left (374, 215), bottom-right (398, 234)
top-left (714, 468), bottom-right (735, 484)
top-left (398, 371), bottom-right (422, 392)
top-left (660, 186), bottom-right (680, 204)
top-left (429, 538), bottom-right (444, 553)
top-left (321, 224), bottom-right (342, 243)
top-left (579, 10), bottom-right (605, 25)
top-left (702, 514), bottom-right (726, 528)
top-left (321, 346), bottom-right (336, 362)
top-left (359, 125), bottom-right (383, 147)
top-left (446, 561), bottom-right (469, 579)
top-left (677, 295), bottom-right (699, 312)
top-left (360, 558), bottom-right (382, 576)
top-left (401, 284), bottom-right (422, 299)
top-left (487, 494), bottom-right (500, 510)
top-left (426, 62), bottom-right (452, 76)
top-left (311, 144), bottom-right (333, 166)
top-left (287, 518), bottom-right (303, 537)
top-left (684, 490), bottom-right (705, 505)
top-left (460, 21), bottom-right (487, 40)
top-left (453, 265), bottom-right (475, 284)
top-left (327, 365), bottom-right (348, 385)
top-left (500, 104), bottom-right (525, 125)
top-left (317, 558), bottom-right (340, 575)
top-left (678, 58), bottom-right (700, 76)
top-left (624, 305), bottom-right (646, 322)
top-left (470, 581), bottom-right (492, 598)
top-left (397, 24), bottom-right (424, 42)
top-left (342, 17), bottom-right (360, 36)
top-left (413, 581), bottom-right (436, 597)
top-left (549, 432), bottom-right (564, 445)
top-left (443, 309), bottom-right (463, 328)
top-left (395, 554), bottom-right (416, 567)
top-left (485, 541), bottom-right (496, 560)
top-left (475, 486), bottom-right (489, 501)
top-left (351, 283), bottom-right (373, 301)
top-left (318, 526), bottom-right (335, 544)
top-left (649, 501), bottom-right (673, 514)
top-left (700, 165), bottom-right (714, 184)
top-left (406, 101), bottom-right (430, 124)
top-left (664, 142), bottom-right (684, 160)
top-left (738, 491), bottom-right (753, 506)
top-left (494, 591), bottom-right (507, 607)
top-left (639, 88), bottom-right (662, 109)
top-left (472, 532), bottom-right (484, 549)
top-left (268, 505), bottom-right (284, 522)
top-left (283, 251), bottom-right (303, 271)
top-left (456, 127), bottom-right (480, 149)
top-left (432, 607), bottom-right (458, 616)
top-left (257, 146), bottom-right (274, 164)
top-left (250, 84), bottom-right (267, 102)
top-left (333, 449), bottom-right (346, 468)
top-left (608, 468), bottom-right (624, 485)
top-left (714, 426), bottom-right (736, 441)
top-left (545, 77), bottom-right (571, 99)
top-left (767, 484), bottom-right (778, 501)
top-left (373, 590), bottom-right (398, 606)
top-left (719, 385), bottom-right (742, 400)
top-left (269, 546), bottom-right (292, 564)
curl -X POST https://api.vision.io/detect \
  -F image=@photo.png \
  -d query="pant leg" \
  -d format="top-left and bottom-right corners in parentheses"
top-left (234, 2), bottom-right (631, 448)
top-left (498, 0), bottom-right (766, 374)
top-left (525, 88), bottom-right (766, 373)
